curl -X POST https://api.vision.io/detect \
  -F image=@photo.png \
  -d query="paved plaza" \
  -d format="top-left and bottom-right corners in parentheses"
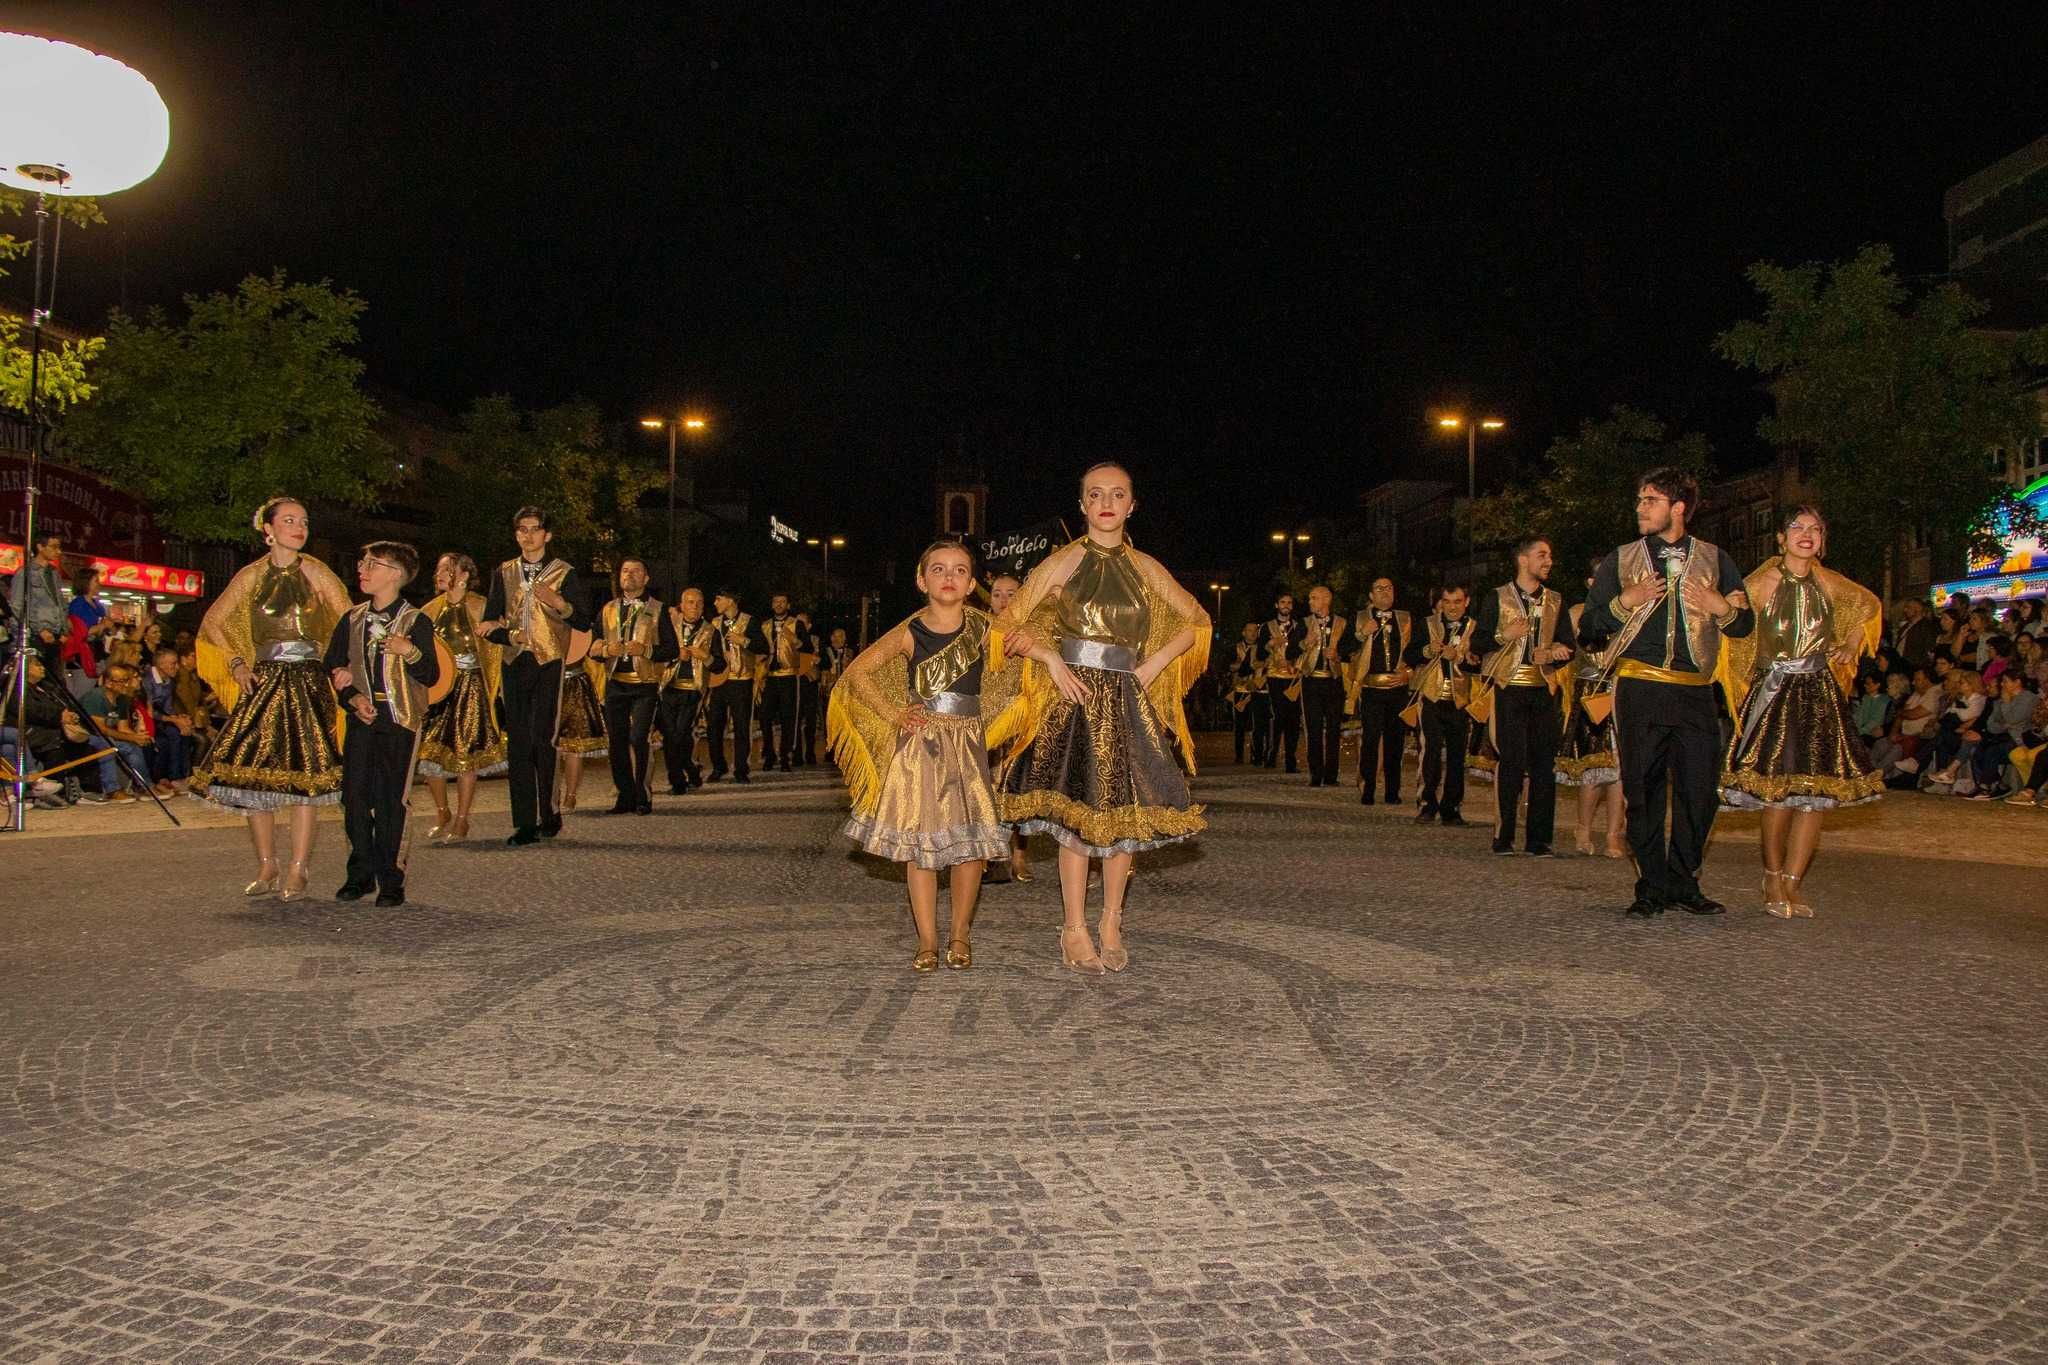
top-left (2, 751), bottom-right (2045, 1363)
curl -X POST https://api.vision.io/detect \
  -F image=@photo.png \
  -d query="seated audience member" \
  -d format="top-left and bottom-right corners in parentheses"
top-left (1981, 634), bottom-right (2015, 687)
top-left (1924, 670), bottom-right (1987, 790)
top-left (1967, 669), bottom-right (2039, 799)
top-left (1866, 672), bottom-right (1914, 779)
top-left (2003, 695), bottom-right (2048, 806)
top-left (1853, 673), bottom-right (1893, 746)
top-left (141, 645), bottom-right (196, 791)
top-left (77, 661), bottom-right (160, 801)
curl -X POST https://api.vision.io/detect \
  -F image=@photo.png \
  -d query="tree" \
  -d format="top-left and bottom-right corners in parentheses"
top-left (1466, 406), bottom-right (1715, 583)
top-left (0, 190), bottom-right (104, 413)
top-left (422, 396), bottom-right (665, 575)
top-left (1716, 244), bottom-right (2048, 589)
top-left (59, 271), bottom-right (386, 542)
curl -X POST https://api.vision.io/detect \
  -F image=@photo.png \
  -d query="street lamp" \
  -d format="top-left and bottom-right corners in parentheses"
top-left (804, 535), bottom-right (847, 576)
top-left (1, 34), bottom-right (168, 835)
top-left (639, 411), bottom-right (710, 594)
top-left (1270, 529), bottom-right (1311, 572)
top-left (1208, 581), bottom-right (1230, 621)
top-left (1435, 413), bottom-right (1506, 576)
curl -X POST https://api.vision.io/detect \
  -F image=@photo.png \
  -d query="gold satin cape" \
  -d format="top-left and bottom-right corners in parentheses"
top-left (1715, 557), bottom-right (1881, 710)
top-left (825, 606), bottom-right (1025, 818)
top-left (197, 554), bottom-right (355, 735)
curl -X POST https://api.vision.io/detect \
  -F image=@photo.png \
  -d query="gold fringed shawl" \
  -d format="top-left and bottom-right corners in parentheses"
top-left (197, 554), bottom-right (353, 713)
top-left (1715, 556), bottom-right (1881, 713)
top-left (826, 607), bottom-right (1019, 818)
top-left (991, 537), bottom-right (1213, 775)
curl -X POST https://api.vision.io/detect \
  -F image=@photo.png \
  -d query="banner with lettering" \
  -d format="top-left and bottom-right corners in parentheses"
top-left (978, 517), bottom-right (1070, 579)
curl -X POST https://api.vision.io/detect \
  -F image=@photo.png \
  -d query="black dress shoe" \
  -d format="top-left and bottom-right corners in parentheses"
top-left (667, 787), bottom-right (689, 797)
top-left (608, 801), bottom-right (634, 815)
top-left (538, 817), bottom-right (562, 838)
top-left (706, 772), bottom-right (726, 783)
top-left (1308, 776), bottom-right (1323, 788)
top-left (506, 827), bottom-right (540, 846)
top-left (1526, 844), bottom-right (1555, 858)
top-left (334, 883), bottom-right (372, 902)
top-left (1441, 812), bottom-right (1468, 827)
top-left (1625, 897), bottom-right (1667, 917)
top-left (1415, 804), bottom-right (1438, 823)
top-left (374, 887), bottom-right (405, 908)
top-left (779, 760), bottom-right (793, 773)
top-left (1385, 792), bottom-right (1402, 804)
top-left (1673, 893), bottom-right (1727, 915)
top-left (734, 773), bottom-right (751, 784)
top-left (635, 802), bottom-right (653, 815)
top-left (1285, 764), bottom-right (1300, 774)
top-left (1492, 840), bottom-right (1518, 855)
top-left (1359, 791), bottom-right (1374, 805)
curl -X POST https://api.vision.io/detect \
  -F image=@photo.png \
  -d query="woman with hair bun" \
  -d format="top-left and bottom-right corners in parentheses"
top-left (416, 551), bottom-right (506, 842)
top-left (994, 461), bottom-right (1210, 974)
top-left (193, 496), bottom-right (354, 901)
top-left (1716, 505), bottom-right (1884, 917)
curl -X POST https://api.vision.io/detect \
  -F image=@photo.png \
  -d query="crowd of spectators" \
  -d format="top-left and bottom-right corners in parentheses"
top-left (3, 532), bottom-right (223, 817)
top-left (1862, 592), bottom-right (2048, 804)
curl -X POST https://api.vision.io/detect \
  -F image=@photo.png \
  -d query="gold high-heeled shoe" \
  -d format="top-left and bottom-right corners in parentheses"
top-left (1781, 871), bottom-right (1813, 918)
top-left (1060, 926), bottom-right (1104, 975)
top-left (1011, 857), bottom-right (1033, 883)
top-left (448, 816), bottom-right (470, 842)
top-left (1574, 830), bottom-right (1596, 857)
top-left (243, 860), bottom-right (281, 896)
top-left (1761, 868), bottom-right (1794, 918)
top-left (1098, 910), bottom-right (1129, 973)
top-left (426, 810), bottom-right (454, 842)
top-left (911, 946), bottom-right (941, 972)
top-left (277, 860), bottom-right (313, 903)
top-left (945, 938), bottom-right (972, 970)
top-left (1605, 836), bottom-right (1628, 860)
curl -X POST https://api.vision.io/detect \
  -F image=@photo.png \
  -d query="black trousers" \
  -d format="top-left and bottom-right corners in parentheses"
top-left (1355, 685), bottom-right (1408, 799)
top-left (797, 678), bottom-right (820, 764)
top-left (657, 686), bottom-right (705, 791)
top-left (342, 717), bottom-right (416, 893)
top-left (1418, 697), bottom-right (1470, 816)
top-left (1300, 676), bottom-right (1345, 782)
top-left (604, 681), bottom-right (661, 804)
top-left (1493, 683), bottom-right (1561, 849)
top-left (502, 655), bottom-right (563, 833)
top-left (761, 674), bottom-right (799, 766)
top-left (1230, 692), bottom-right (1261, 762)
top-left (706, 680), bottom-right (753, 778)
top-left (1615, 676), bottom-right (1722, 902)
top-left (1265, 678), bottom-right (1301, 768)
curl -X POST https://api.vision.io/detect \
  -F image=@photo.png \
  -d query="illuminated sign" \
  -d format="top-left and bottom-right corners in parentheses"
top-left (0, 542), bottom-right (204, 597)
top-left (768, 515), bottom-right (801, 545)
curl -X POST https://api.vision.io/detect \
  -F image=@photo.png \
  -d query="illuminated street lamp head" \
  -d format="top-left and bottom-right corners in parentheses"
top-left (829, 536), bottom-right (846, 548)
top-left (1294, 532), bottom-right (1311, 542)
top-left (639, 417), bottom-right (665, 429)
top-left (1270, 532), bottom-right (1286, 543)
top-left (682, 415), bottom-right (708, 431)
top-left (0, 34), bottom-right (169, 196)
top-left (1438, 416), bottom-right (1463, 429)
top-left (1481, 418), bottom-right (1506, 430)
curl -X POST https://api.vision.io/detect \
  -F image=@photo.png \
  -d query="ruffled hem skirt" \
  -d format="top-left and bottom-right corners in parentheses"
top-left (1721, 669), bottom-right (1884, 812)
top-left (1557, 681), bottom-right (1618, 786)
top-left (844, 710), bottom-right (1011, 869)
top-left (998, 663), bottom-right (1205, 858)
top-left (557, 670), bottom-right (608, 756)
top-left (416, 668), bottom-right (508, 777)
top-left (193, 659), bottom-right (343, 810)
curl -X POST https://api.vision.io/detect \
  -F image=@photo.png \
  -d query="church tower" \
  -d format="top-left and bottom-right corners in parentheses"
top-left (934, 455), bottom-right (988, 540)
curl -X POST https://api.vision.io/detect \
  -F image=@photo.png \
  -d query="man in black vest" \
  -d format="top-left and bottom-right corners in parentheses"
top-left (1225, 620), bottom-right (1268, 764)
top-left (1261, 593), bottom-right (1306, 772)
top-left (1298, 585), bottom-right (1356, 787)
top-left (1475, 537), bottom-right (1576, 856)
top-left (592, 559), bottom-right (679, 815)
top-left (658, 587), bottom-right (725, 794)
top-left (1351, 577), bottom-right (1412, 805)
top-left (705, 589), bottom-right (767, 783)
top-left (481, 507), bottom-right (592, 845)
top-left (1404, 582), bottom-right (1480, 826)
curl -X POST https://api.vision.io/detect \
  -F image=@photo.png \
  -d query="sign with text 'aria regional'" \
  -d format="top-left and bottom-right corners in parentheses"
top-left (979, 517), bottom-right (1069, 578)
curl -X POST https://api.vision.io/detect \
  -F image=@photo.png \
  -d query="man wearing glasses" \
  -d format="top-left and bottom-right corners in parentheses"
top-left (1586, 468), bottom-right (1753, 918)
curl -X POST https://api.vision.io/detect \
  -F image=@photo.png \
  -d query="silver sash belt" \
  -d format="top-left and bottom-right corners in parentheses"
top-left (1061, 638), bottom-right (1137, 673)
top-left (923, 690), bottom-right (979, 717)
top-left (453, 652), bottom-right (479, 672)
top-left (258, 640), bottom-right (322, 664)
top-left (1733, 653), bottom-right (1828, 765)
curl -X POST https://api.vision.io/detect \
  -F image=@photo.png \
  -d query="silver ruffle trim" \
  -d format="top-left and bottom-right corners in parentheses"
top-left (1719, 789), bottom-right (1881, 813)
top-left (415, 759), bottom-right (509, 779)
top-left (843, 816), bottom-right (1012, 870)
top-left (202, 786), bottom-right (343, 812)
top-left (1012, 816), bottom-right (1195, 860)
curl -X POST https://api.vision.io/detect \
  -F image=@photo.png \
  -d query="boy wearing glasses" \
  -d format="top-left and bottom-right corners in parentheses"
top-left (326, 542), bottom-right (441, 907)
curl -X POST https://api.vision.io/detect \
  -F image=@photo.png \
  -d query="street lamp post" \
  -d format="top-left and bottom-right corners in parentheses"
top-left (1208, 581), bottom-right (1230, 622)
top-left (1270, 530), bottom-right (1311, 572)
top-left (639, 412), bottom-right (708, 594)
top-left (804, 535), bottom-right (847, 577)
top-left (1435, 414), bottom-right (1505, 577)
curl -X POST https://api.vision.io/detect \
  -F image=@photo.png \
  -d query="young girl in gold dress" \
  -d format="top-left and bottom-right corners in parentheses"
top-left (829, 541), bottom-right (1021, 971)
top-left (416, 552), bottom-right (507, 842)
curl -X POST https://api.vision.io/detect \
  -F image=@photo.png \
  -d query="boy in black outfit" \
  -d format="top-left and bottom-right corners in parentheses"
top-left (325, 541), bottom-right (441, 906)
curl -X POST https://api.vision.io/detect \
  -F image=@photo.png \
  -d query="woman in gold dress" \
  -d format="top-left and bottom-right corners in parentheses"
top-left (1717, 506), bottom-right (1884, 917)
top-left (554, 654), bottom-right (607, 811)
top-left (995, 462), bottom-right (1210, 973)
top-left (193, 496), bottom-right (354, 901)
top-left (416, 552), bottom-right (507, 842)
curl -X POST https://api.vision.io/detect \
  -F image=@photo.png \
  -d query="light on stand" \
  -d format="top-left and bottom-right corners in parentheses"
top-left (1, 34), bottom-right (168, 833)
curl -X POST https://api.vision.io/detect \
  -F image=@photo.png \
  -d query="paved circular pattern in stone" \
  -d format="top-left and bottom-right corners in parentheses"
top-left (2, 761), bottom-right (2044, 1362)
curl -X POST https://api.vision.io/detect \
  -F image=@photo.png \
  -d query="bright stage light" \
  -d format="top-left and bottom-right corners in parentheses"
top-left (0, 34), bottom-right (169, 196)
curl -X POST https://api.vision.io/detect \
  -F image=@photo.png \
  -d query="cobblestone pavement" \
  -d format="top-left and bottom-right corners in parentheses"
top-left (3, 749), bottom-right (2044, 1363)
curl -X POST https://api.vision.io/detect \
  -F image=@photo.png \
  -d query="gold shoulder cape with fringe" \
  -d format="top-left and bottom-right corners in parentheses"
top-left (196, 554), bottom-right (354, 714)
top-left (825, 606), bottom-right (1026, 818)
top-left (989, 536), bottom-right (1213, 774)
top-left (1714, 556), bottom-right (1881, 712)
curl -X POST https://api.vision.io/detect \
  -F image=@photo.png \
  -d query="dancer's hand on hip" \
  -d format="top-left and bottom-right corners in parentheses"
top-left (1048, 658), bottom-right (1092, 704)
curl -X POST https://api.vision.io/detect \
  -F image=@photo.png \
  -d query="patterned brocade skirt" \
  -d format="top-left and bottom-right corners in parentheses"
top-left (557, 669), bottom-right (608, 757)
top-left (193, 660), bottom-right (343, 810)
top-left (1721, 666), bottom-right (1883, 812)
top-left (998, 663), bottom-right (1205, 858)
top-left (417, 668), bottom-right (507, 778)
top-left (843, 711), bottom-right (1010, 870)
top-left (1556, 679), bottom-right (1618, 787)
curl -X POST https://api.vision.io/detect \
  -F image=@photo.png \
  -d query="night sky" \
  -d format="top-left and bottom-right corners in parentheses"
top-left (14, 4), bottom-right (2047, 571)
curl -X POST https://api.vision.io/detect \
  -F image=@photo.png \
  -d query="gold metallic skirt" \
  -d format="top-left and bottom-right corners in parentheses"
top-left (193, 659), bottom-right (343, 810)
top-left (417, 668), bottom-right (508, 778)
top-left (998, 663), bottom-right (1205, 858)
top-left (1557, 677), bottom-right (1618, 786)
top-left (557, 669), bottom-right (608, 756)
top-left (843, 710), bottom-right (1011, 870)
top-left (1721, 668), bottom-right (1883, 811)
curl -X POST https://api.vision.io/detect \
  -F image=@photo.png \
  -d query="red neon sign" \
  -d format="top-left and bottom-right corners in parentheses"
top-left (0, 543), bottom-right (204, 598)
